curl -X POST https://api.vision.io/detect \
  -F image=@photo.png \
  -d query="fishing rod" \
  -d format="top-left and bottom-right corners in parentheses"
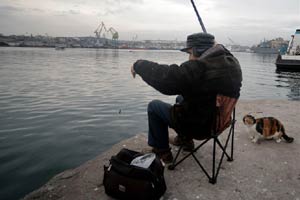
top-left (190, 0), bottom-right (207, 33)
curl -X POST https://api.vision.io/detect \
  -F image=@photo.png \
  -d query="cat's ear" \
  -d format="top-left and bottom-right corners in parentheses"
top-left (249, 115), bottom-right (256, 123)
top-left (242, 115), bottom-right (246, 123)
top-left (242, 114), bottom-right (249, 123)
top-left (249, 111), bottom-right (263, 116)
top-left (246, 112), bottom-right (253, 118)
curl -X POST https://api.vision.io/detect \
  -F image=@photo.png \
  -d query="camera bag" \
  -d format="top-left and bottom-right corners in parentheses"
top-left (103, 148), bottom-right (166, 200)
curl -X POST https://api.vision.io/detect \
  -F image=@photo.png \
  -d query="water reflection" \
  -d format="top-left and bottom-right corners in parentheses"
top-left (275, 70), bottom-right (300, 100)
top-left (255, 53), bottom-right (278, 63)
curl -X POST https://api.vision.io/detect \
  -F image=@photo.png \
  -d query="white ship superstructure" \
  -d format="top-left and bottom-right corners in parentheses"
top-left (276, 29), bottom-right (300, 71)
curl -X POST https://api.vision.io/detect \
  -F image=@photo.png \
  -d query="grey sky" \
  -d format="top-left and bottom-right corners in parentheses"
top-left (0, 0), bottom-right (299, 45)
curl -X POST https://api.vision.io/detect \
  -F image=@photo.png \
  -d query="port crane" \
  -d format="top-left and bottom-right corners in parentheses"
top-left (94, 21), bottom-right (119, 48)
top-left (107, 27), bottom-right (119, 40)
top-left (94, 21), bottom-right (107, 39)
top-left (107, 27), bottom-right (118, 48)
top-left (131, 34), bottom-right (138, 48)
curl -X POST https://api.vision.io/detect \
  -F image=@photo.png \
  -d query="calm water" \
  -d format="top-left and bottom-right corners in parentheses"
top-left (0, 47), bottom-right (299, 199)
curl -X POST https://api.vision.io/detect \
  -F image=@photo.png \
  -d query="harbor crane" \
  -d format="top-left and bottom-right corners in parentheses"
top-left (94, 21), bottom-right (107, 39)
top-left (107, 27), bottom-right (119, 41)
top-left (94, 21), bottom-right (107, 47)
top-left (131, 34), bottom-right (138, 48)
top-left (107, 27), bottom-right (118, 48)
top-left (94, 21), bottom-right (119, 48)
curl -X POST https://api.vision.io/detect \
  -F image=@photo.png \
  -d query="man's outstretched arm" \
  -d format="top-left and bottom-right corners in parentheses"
top-left (131, 60), bottom-right (192, 95)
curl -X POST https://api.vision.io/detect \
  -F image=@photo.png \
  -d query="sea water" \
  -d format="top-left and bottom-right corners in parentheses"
top-left (0, 47), bottom-right (299, 199)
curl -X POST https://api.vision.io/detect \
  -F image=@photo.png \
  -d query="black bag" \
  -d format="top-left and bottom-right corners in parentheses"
top-left (103, 148), bottom-right (167, 200)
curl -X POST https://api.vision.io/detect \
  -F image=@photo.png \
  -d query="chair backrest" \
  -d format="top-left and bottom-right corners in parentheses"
top-left (215, 94), bottom-right (238, 134)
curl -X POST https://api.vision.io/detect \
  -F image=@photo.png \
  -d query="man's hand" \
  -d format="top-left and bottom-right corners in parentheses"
top-left (131, 65), bottom-right (136, 78)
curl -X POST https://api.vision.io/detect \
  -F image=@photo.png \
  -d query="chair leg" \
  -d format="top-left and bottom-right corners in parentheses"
top-left (168, 120), bottom-right (235, 184)
top-left (168, 145), bottom-right (183, 170)
top-left (169, 138), bottom-right (214, 182)
top-left (191, 152), bottom-right (212, 181)
top-left (168, 138), bottom-right (211, 170)
top-left (216, 138), bottom-right (232, 161)
top-left (229, 120), bottom-right (236, 161)
top-left (228, 128), bottom-right (234, 162)
top-left (210, 123), bottom-right (235, 184)
top-left (230, 109), bottom-right (236, 161)
top-left (210, 137), bottom-right (217, 184)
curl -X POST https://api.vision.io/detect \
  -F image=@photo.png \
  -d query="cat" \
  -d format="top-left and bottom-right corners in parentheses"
top-left (242, 114), bottom-right (294, 143)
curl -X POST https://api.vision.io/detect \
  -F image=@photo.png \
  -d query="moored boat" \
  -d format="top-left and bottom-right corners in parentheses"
top-left (276, 29), bottom-right (300, 71)
top-left (55, 44), bottom-right (66, 50)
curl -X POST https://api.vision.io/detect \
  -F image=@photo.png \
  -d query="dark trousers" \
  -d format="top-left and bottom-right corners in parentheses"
top-left (147, 96), bottom-right (183, 149)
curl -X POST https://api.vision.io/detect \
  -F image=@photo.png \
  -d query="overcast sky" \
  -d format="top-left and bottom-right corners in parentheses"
top-left (0, 0), bottom-right (299, 45)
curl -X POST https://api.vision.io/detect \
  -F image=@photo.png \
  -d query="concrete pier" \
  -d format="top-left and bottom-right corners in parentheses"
top-left (23, 100), bottom-right (300, 200)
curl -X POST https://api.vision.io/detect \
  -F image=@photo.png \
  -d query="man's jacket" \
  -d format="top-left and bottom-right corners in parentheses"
top-left (134, 44), bottom-right (242, 139)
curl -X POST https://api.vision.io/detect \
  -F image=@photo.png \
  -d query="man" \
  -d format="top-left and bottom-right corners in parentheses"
top-left (131, 32), bottom-right (242, 163)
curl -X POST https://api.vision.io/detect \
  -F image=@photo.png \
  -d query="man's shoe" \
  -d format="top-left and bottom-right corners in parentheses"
top-left (152, 148), bottom-right (173, 164)
top-left (169, 135), bottom-right (195, 152)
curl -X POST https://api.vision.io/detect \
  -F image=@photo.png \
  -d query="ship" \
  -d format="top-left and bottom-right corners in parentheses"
top-left (55, 44), bottom-right (66, 50)
top-left (252, 38), bottom-right (288, 54)
top-left (276, 29), bottom-right (300, 71)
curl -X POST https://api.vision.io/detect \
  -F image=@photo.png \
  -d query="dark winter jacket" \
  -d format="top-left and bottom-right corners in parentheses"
top-left (133, 44), bottom-right (242, 139)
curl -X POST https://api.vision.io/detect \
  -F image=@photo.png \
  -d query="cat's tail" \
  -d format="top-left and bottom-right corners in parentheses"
top-left (282, 126), bottom-right (294, 143)
top-left (283, 134), bottom-right (294, 143)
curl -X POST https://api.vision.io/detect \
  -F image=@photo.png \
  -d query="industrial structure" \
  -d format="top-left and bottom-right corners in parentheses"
top-left (94, 21), bottom-right (119, 48)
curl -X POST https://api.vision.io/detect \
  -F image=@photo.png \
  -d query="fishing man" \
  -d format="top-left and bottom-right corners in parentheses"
top-left (131, 32), bottom-right (242, 163)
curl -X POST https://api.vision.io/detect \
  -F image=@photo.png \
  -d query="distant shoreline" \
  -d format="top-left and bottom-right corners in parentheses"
top-left (0, 34), bottom-right (186, 50)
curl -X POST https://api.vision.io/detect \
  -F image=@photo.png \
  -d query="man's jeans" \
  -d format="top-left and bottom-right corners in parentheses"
top-left (147, 96), bottom-right (183, 149)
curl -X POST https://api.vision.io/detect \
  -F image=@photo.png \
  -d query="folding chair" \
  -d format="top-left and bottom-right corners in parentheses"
top-left (168, 95), bottom-right (238, 184)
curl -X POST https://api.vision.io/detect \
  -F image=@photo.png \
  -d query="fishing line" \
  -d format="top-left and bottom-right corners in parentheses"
top-left (190, 0), bottom-right (207, 33)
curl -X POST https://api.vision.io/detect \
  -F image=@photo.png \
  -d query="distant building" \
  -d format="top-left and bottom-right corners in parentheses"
top-left (252, 38), bottom-right (289, 54)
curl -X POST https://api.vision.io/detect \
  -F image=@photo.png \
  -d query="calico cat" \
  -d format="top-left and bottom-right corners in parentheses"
top-left (242, 114), bottom-right (294, 143)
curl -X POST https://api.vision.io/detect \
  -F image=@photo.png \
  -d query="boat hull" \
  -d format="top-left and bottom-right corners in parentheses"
top-left (276, 55), bottom-right (300, 71)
